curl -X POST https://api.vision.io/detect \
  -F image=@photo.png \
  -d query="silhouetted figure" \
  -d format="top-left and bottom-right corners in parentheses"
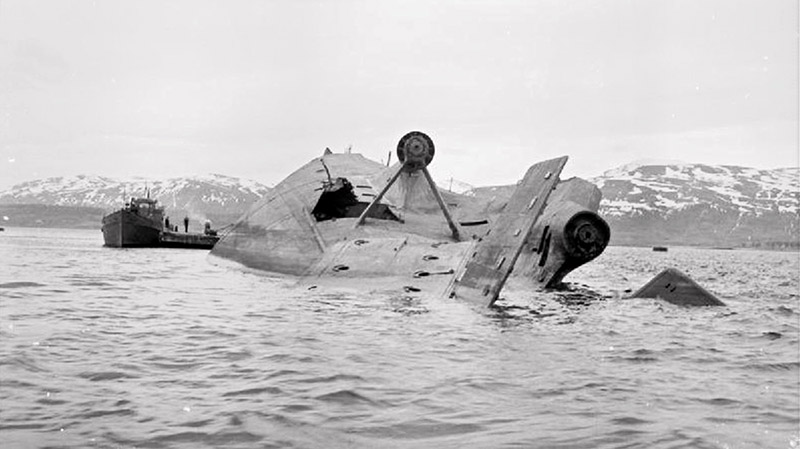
top-left (183, 216), bottom-right (189, 233)
top-left (165, 217), bottom-right (170, 230)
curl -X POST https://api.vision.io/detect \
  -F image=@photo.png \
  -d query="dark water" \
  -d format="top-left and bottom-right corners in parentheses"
top-left (1, 227), bottom-right (798, 449)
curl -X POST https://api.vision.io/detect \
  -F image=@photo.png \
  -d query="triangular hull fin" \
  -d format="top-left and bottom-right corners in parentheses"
top-left (630, 268), bottom-right (725, 307)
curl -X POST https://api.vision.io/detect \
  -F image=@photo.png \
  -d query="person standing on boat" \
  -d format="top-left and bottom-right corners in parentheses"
top-left (183, 216), bottom-right (189, 233)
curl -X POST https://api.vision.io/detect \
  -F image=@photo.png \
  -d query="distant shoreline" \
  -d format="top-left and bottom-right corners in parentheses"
top-left (0, 204), bottom-right (239, 232)
top-left (2, 222), bottom-right (796, 253)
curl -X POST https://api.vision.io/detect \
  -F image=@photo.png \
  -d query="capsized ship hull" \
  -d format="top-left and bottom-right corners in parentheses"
top-left (211, 132), bottom-right (610, 306)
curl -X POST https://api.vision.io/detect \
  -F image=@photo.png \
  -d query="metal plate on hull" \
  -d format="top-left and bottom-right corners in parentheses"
top-left (449, 156), bottom-right (569, 307)
top-left (301, 234), bottom-right (474, 298)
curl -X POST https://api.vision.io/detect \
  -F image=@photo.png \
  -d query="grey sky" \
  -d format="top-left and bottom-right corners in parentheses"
top-left (1, 0), bottom-right (797, 190)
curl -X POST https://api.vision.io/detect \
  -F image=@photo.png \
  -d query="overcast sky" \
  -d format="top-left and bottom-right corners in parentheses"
top-left (0, 0), bottom-right (797, 190)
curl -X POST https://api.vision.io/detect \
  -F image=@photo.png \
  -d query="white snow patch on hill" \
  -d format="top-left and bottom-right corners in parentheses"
top-left (591, 162), bottom-right (798, 217)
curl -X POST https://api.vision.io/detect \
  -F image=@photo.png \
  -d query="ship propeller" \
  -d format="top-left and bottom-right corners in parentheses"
top-left (355, 131), bottom-right (461, 241)
top-left (397, 131), bottom-right (435, 172)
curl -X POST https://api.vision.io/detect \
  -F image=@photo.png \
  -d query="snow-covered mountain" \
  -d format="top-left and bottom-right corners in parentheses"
top-left (593, 162), bottom-right (797, 216)
top-left (590, 163), bottom-right (799, 248)
top-left (0, 174), bottom-right (271, 215)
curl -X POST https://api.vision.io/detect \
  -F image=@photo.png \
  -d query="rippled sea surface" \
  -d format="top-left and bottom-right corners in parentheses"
top-left (1, 227), bottom-right (798, 449)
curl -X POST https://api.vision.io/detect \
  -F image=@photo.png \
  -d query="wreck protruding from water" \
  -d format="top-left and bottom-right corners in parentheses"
top-left (630, 268), bottom-right (726, 307)
top-left (211, 132), bottom-right (610, 306)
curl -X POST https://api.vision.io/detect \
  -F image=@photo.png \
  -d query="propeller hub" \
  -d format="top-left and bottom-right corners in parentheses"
top-left (397, 131), bottom-right (435, 172)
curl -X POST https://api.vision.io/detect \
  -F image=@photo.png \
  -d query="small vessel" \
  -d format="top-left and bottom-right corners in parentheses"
top-left (102, 196), bottom-right (164, 247)
top-left (159, 228), bottom-right (219, 249)
top-left (652, 246), bottom-right (669, 252)
top-left (101, 195), bottom-right (219, 249)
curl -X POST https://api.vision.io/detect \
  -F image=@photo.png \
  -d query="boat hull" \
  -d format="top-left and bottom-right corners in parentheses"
top-left (101, 210), bottom-right (161, 247)
top-left (159, 231), bottom-right (219, 249)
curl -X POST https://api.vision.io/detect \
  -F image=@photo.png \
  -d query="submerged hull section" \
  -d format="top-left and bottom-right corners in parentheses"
top-left (210, 132), bottom-right (607, 305)
top-left (102, 209), bottom-right (161, 247)
top-left (630, 268), bottom-right (725, 307)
